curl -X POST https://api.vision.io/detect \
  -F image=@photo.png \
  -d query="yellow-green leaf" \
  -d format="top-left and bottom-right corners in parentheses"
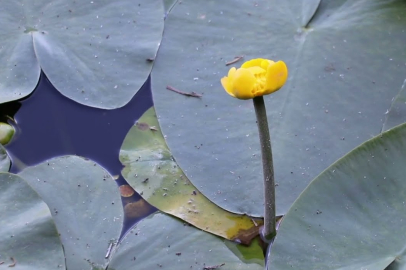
top-left (120, 107), bottom-right (262, 244)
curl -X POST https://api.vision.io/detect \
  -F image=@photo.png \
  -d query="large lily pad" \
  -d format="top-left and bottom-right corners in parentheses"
top-left (164, 0), bottom-right (177, 13)
top-left (151, 0), bottom-right (406, 216)
top-left (382, 79), bottom-right (406, 132)
top-left (267, 122), bottom-right (406, 269)
top-left (120, 107), bottom-right (263, 243)
top-left (0, 0), bottom-right (163, 109)
top-left (0, 172), bottom-right (65, 269)
top-left (108, 212), bottom-right (264, 270)
top-left (19, 156), bottom-right (123, 270)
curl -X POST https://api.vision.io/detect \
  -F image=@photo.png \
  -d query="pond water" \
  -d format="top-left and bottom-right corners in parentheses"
top-left (1, 73), bottom-right (156, 235)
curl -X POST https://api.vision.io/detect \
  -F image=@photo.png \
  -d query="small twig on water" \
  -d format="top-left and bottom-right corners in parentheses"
top-left (225, 55), bottom-right (244, 66)
top-left (166, 85), bottom-right (202, 98)
top-left (203, 263), bottom-right (225, 269)
top-left (8, 257), bottom-right (16, 267)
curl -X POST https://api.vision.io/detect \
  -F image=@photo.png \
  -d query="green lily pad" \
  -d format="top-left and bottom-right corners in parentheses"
top-left (0, 172), bottom-right (65, 269)
top-left (120, 107), bottom-right (263, 243)
top-left (108, 212), bottom-right (264, 270)
top-left (19, 156), bottom-right (123, 270)
top-left (267, 122), bottom-right (406, 269)
top-left (164, 0), bottom-right (177, 13)
top-left (0, 0), bottom-right (164, 108)
top-left (0, 144), bottom-right (10, 172)
top-left (151, 0), bottom-right (406, 216)
top-left (382, 79), bottom-right (406, 132)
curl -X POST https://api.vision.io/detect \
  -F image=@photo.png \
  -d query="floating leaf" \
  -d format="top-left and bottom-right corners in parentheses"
top-left (120, 107), bottom-right (262, 243)
top-left (151, 0), bottom-right (406, 216)
top-left (0, 0), bottom-right (164, 108)
top-left (382, 78), bottom-right (406, 131)
top-left (268, 122), bottom-right (406, 269)
top-left (19, 156), bottom-right (123, 270)
top-left (0, 172), bottom-right (65, 269)
top-left (108, 212), bottom-right (264, 270)
top-left (164, 0), bottom-right (178, 13)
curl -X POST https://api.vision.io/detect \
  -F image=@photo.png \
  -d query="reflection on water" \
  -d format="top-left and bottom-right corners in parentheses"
top-left (0, 72), bottom-right (156, 237)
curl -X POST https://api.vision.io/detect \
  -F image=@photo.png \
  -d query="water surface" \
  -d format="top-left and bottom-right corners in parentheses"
top-left (1, 73), bottom-right (156, 234)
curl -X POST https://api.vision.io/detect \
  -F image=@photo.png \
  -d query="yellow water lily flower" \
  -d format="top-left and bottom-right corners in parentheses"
top-left (221, 58), bottom-right (288, 99)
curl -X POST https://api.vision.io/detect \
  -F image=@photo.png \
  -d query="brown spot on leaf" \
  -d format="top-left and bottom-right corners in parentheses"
top-left (136, 122), bottom-right (149, 130)
top-left (231, 224), bottom-right (261, 245)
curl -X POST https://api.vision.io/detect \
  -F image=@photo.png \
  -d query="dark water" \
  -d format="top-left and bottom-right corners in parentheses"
top-left (5, 73), bottom-right (150, 175)
top-left (0, 72), bottom-right (156, 235)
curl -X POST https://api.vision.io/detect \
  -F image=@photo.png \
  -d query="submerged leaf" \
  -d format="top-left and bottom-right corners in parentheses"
top-left (120, 107), bottom-right (262, 244)
top-left (0, 122), bottom-right (15, 145)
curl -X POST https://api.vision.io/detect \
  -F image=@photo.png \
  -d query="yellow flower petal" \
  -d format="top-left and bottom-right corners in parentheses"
top-left (221, 77), bottom-right (235, 97)
top-left (260, 59), bottom-right (274, 70)
top-left (241, 58), bottom-right (274, 70)
top-left (264, 61), bottom-right (288, 94)
top-left (228, 66), bottom-right (237, 78)
top-left (221, 67), bottom-right (236, 97)
top-left (246, 66), bottom-right (266, 77)
top-left (233, 68), bottom-right (256, 99)
top-left (221, 58), bottom-right (288, 99)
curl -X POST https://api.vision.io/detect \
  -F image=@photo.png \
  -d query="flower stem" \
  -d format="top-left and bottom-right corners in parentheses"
top-left (253, 96), bottom-right (276, 241)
